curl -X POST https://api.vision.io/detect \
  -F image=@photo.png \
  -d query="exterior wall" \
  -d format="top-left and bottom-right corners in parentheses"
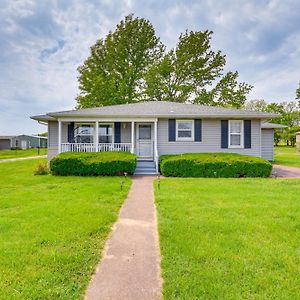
top-left (121, 122), bottom-right (132, 143)
top-left (261, 129), bottom-right (274, 161)
top-left (16, 135), bottom-right (48, 149)
top-left (48, 121), bottom-right (59, 160)
top-left (157, 118), bottom-right (261, 157)
top-left (0, 139), bottom-right (11, 150)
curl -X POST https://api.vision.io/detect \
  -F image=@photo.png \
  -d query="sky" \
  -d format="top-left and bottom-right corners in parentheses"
top-left (0, 0), bottom-right (300, 135)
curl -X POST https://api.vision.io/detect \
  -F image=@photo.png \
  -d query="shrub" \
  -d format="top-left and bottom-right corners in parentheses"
top-left (50, 152), bottom-right (137, 176)
top-left (34, 162), bottom-right (49, 175)
top-left (160, 153), bottom-right (272, 178)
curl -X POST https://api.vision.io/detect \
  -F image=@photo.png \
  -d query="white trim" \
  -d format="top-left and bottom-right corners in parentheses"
top-left (58, 121), bottom-right (62, 153)
top-left (58, 117), bottom-right (158, 122)
top-left (176, 120), bottom-right (194, 141)
top-left (228, 120), bottom-right (244, 148)
top-left (131, 121), bottom-right (135, 153)
top-left (95, 121), bottom-right (99, 152)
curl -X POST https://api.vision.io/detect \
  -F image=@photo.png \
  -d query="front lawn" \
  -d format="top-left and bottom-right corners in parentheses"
top-left (0, 159), bottom-right (130, 299)
top-left (274, 146), bottom-right (300, 168)
top-left (155, 178), bottom-right (300, 299)
top-left (0, 148), bottom-right (47, 159)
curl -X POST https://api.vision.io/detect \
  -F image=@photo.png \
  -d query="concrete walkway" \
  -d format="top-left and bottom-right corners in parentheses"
top-left (272, 164), bottom-right (300, 178)
top-left (0, 155), bottom-right (47, 163)
top-left (85, 176), bottom-right (162, 300)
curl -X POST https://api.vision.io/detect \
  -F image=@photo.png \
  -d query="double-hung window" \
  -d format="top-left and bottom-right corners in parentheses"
top-left (176, 120), bottom-right (194, 141)
top-left (74, 124), bottom-right (94, 143)
top-left (229, 120), bottom-right (243, 148)
top-left (99, 124), bottom-right (113, 143)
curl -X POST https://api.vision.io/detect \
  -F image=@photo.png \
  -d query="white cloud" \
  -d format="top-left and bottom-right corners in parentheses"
top-left (0, 0), bottom-right (300, 134)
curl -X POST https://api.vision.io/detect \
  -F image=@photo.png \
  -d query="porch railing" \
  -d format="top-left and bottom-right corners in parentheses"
top-left (61, 143), bottom-right (131, 153)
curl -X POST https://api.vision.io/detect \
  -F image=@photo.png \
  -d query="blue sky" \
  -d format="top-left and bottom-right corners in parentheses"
top-left (0, 0), bottom-right (300, 134)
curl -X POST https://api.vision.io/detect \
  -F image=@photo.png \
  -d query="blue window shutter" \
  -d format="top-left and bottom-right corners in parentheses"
top-left (244, 120), bottom-right (251, 148)
top-left (168, 119), bottom-right (176, 142)
top-left (221, 120), bottom-right (228, 148)
top-left (114, 122), bottom-right (121, 143)
top-left (68, 122), bottom-right (74, 143)
top-left (194, 119), bottom-right (202, 141)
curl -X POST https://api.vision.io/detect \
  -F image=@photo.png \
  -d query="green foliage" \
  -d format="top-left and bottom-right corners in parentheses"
top-left (296, 83), bottom-right (300, 102)
top-left (50, 152), bottom-right (137, 176)
top-left (34, 162), bottom-right (49, 175)
top-left (77, 15), bottom-right (252, 108)
top-left (145, 31), bottom-right (252, 108)
top-left (244, 99), bottom-right (300, 146)
top-left (160, 153), bottom-right (272, 178)
top-left (76, 14), bottom-right (164, 108)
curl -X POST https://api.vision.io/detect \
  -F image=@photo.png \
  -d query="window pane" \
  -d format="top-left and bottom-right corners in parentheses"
top-left (230, 121), bottom-right (241, 134)
top-left (178, 130), bottom-right (192, 138)
top-left (75, 135), bottom-right (93, 143)
top-left (230, 134), bottom-right (241, 146)
top-left (139, 125), bottom-right (151, 139)
top-left (75, 124), bottom-right (93, 135)
top-left (178, 122), bottom-right (192, 130)
top-left (99, 125), bottom-right (113, 136)
top-left (99, 135), bottom-right (112, 143)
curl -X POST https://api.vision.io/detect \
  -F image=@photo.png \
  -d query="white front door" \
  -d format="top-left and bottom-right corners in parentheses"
top-left (21, 140), bottom-right (27, 150)
top-left (137, 123), bottom-right (153, 158)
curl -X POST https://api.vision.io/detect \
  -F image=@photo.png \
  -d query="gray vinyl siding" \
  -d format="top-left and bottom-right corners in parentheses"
top-left (261, 129), bottom-right (274, 161)
top-left (157, 118), bottom-right (261, 157)
top-left (48, 121), bottom-right (59, 160)
top-left (120, 122), bottom-right (131, 143)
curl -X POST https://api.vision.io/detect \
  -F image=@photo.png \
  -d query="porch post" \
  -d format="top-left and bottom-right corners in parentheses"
top-left (131, 121), bottom-right (135, 153)
top-left (154, 119), bottom-right (158, 154)
top-left (95, 121), bottom-right (99, 152)
top-left (58, 120), bottom-right (62, 153)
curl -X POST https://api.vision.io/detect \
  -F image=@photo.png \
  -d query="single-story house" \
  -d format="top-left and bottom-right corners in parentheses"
top-left (0, 135), bottom-right (47, 150)
top-left (31, 101), bottom-right (283, 173)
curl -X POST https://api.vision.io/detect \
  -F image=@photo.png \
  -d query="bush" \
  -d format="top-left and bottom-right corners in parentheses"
top-left (34, 162), bottom-right (49, 175)
top-left (50, 152), bottom-right (137, 176)
top-left (160, 153), bottom-right (272, 178)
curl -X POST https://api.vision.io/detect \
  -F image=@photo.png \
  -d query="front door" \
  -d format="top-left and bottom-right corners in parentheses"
top-left (137, 123), bottom-right (153, 158)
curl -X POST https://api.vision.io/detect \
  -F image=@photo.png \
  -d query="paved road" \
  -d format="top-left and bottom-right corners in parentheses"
top-left (86, 176), bottom-right (162, 300)
top-left (0, 155), bottom-right (47, 163)
top-left (272, 164), bottom-right (300, 178)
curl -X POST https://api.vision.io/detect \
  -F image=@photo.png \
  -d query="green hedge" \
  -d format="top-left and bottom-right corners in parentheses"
top-left (50, 152), bottom-right (137, 176)
top-left (160, 153), bottom-right (272, 178)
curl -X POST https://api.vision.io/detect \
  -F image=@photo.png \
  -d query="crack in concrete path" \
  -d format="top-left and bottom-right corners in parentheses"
top-left (85, 176), bottom-right (162, 300)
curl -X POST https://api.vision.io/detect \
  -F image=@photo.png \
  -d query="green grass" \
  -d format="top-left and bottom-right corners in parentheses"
top-left (155, 178), bottom-right (300, 299)
top-left (0, 159), bottom-right (130, 299)
top-left (274, 146), bottom-right (300, 168)
top-left (0, 148), bottom-right (47, 159)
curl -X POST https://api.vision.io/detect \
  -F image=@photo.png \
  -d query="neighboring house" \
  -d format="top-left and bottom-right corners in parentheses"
top-left (0, 135), bottom-right (47, 150)
top-left (31, 101), bottom-right (281, 172)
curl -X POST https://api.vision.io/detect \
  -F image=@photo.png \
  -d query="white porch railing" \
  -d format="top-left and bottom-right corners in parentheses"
top-left (61, 143), bottom-right (132, 153)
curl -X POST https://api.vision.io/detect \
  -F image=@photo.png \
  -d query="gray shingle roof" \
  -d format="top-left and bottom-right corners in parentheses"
top-left (32, 101), bottom-right (278, 121)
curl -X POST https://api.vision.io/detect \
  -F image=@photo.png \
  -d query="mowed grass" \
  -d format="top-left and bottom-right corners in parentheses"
top-left (274, 146), bottom-right (300, 168)
top-left (0, 159), bottom-right (130, 299)
top-left (155, 178), bottom-right (300, 299)
top-left (0, 148), bottom-right (47, 159)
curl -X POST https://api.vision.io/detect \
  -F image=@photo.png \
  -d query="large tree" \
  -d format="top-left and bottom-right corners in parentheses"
top-left (77, 16), bottom-right (252, 108)
top-left (144, 30), bottom-right (252, 108)
top-left (296, 83), bottom-right (300, 103)
top-left (76, 14), bottom-right (164, 108)
top-left (244, 99), bottom-right (300, 146)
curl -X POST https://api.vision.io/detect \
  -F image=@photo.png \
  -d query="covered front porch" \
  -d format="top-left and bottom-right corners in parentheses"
top-left (57, 119), bottom-right (158, 166)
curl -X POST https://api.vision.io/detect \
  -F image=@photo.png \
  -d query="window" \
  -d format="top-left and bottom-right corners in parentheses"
top-left (176, 120), bottom-right (194, 141)
top-left (99, 124), bottom-right (113, 143)
top-left (139, 125), bottom-right (151, 140)
top-left (74, 124), bottom-right (94, 143)
top-left (229, 120), bottom-right (243, 148)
